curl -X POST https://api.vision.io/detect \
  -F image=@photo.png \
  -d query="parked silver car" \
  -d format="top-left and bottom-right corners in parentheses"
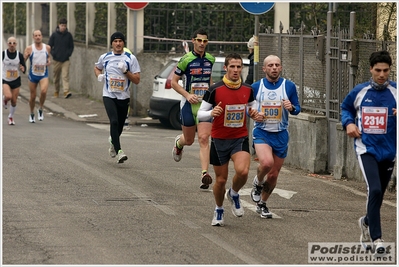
top-left (148, 56), bottom-right (249, 129)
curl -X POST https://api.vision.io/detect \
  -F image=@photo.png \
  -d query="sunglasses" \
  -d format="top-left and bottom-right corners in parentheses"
top-left (8, 42), bottom-right (16, 45)
top-left (195, 38), bottom-right (208, 44)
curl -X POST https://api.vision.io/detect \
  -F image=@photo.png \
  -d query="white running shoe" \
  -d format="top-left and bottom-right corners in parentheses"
top-left (250, 176), bottom-right (263, 203)
top-left (108, 136), bottom-right (117, 158)
top-left (172, 134), bottom-right (183, 162)
top-left (256, 202), bottom-right (273, 218)
top-left (117, 150), bottom-right (128, 163)
top-left (29, 113), bottom-right (35, 123)
top-left (211, 208), bottom-right (224, 226)
top-left (358, 216), bottom-right (371, 250)
top-left (225, 189), bottom-right (244, 217)
top-left (8, 117), bottom-right (15, 125)
top-left (373, 239), bottom-right (385, 255)
top-left (38, 109), bottom-right (44, 121)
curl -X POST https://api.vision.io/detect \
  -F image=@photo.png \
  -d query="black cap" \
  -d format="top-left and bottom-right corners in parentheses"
top-left (110, 32), bottom-right (125, 45)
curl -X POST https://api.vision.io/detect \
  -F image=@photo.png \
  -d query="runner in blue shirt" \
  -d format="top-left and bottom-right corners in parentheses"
top-left (250, 55), bottom-right (300, 219)
top-left (24, 30), bottom-right (51, 123)
top-left (341, 50), bottom-right (396, 255)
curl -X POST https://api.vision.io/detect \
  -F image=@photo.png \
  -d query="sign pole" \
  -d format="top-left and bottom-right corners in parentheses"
top-left (254, 15), bottom-right (260, 82)
top-left (240, 2), bottom-right (274, 156)
top-left (247, 15), bottom-right (260, 156)
top-left (124, 2), bottom-right (148, 116)
top-left (133, 10), bottom-right (137, 116)
top-left (240, 2), bottom-right (275, 83)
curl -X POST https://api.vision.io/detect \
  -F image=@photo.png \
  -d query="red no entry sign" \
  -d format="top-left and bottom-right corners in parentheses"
top-left (124, 2), bottom-right (149, 10)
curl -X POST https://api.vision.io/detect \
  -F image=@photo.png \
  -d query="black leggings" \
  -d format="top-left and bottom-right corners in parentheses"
top-left (103, 97), bottom-right (129, 152)
top-left (359, 153), bottom-right (395, 241)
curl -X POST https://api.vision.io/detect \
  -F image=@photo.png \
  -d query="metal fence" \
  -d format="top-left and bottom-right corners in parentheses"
top-left (142, 3), bottom-right (274, 55)
top-left (259, 30), bottom-right (397, 117)
top-left (258, 11), bottom-right (396, 172)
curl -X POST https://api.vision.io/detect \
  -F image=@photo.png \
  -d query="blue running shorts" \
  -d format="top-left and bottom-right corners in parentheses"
top-left (252, 128), bottom-right (289, 159)
top-left (28, 72), bottom-right (48, 84)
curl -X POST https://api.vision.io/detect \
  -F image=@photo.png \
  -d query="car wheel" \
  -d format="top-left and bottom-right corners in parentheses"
top-left (169, 104), bottom-right (182, 130)
top-left (159, 118), bottom-right (172, 128)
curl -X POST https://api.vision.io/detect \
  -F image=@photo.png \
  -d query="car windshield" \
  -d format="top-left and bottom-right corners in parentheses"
top-left (156, 60), bottom-right (178, 79)
top-left (211, 62), bottom-right (225, 83)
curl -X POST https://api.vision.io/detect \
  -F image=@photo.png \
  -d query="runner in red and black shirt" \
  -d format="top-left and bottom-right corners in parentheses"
top-left (198, 53), bottom-right (263, 226)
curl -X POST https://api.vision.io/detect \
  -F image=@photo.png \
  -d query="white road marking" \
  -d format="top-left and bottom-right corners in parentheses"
top-left (272, 188), bottom-right (297, 199)
top-left (78, 114), bottom-right (98, 118)
top-left (240, 187), bottom-right (297, 200)
top-left (87, 123), bottom-right (108, 130)
top-left (239, 187), bottom-right (297, 219)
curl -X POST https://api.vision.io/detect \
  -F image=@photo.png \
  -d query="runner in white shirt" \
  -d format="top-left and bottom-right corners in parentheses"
top-left (94, 32), bottom-right (141, 163)
top-left (2, 36), bottom-right (26, 125)
top-left (24, 30), bottom-right (51, 123)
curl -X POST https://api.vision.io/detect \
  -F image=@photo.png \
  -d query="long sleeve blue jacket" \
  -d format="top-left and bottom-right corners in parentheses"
top-left (341, 80), bottom-right (397, 162)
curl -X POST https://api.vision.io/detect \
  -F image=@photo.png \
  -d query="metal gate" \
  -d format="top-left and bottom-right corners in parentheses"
top-left (325, 11), bottom-right (357, 171)
top-left (325, 11), bottom-right (397, 171)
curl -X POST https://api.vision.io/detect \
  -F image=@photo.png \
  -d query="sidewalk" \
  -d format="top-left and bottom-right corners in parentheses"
top-left (18, 74), bottom-right (160, 126)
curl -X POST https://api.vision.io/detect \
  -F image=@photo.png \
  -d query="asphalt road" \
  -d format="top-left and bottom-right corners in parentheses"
top-left (2, 97), bottom-right (397, 265)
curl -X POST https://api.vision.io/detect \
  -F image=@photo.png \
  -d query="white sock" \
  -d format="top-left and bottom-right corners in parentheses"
top-left (215, 206), bottom-right (223, 210)
top-left (254, 175), bottom-right (265, 185)
top-left (253, 175), bottom-right (259, 185)
top-left (9, 105), bottom-right (16, 117)
top-left (229, 188), bottom-right (239, 196)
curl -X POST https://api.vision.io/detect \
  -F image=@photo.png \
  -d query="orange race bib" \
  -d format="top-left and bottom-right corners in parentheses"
top-left (261, 100), bottom-right (282, 123)
top-left (6, 69), bottom-right (18, 79)
top-left (224, 104), bottom-right (245, 128)
top-left (361, 106), bottom-right (388, 134)
top-left (191, 82), bottom-right (208, 101)
top-left (33, 64), bottom-right (45, 75)
top-left (109, 75), bottom-right (126, 93)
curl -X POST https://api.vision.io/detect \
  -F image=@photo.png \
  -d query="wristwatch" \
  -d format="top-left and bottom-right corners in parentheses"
top-left (291, 105), bottom-right (296, 112)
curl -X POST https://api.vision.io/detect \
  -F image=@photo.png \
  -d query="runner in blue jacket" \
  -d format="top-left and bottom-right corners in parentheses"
top-left (341, 50), bottom-right (396, 255)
